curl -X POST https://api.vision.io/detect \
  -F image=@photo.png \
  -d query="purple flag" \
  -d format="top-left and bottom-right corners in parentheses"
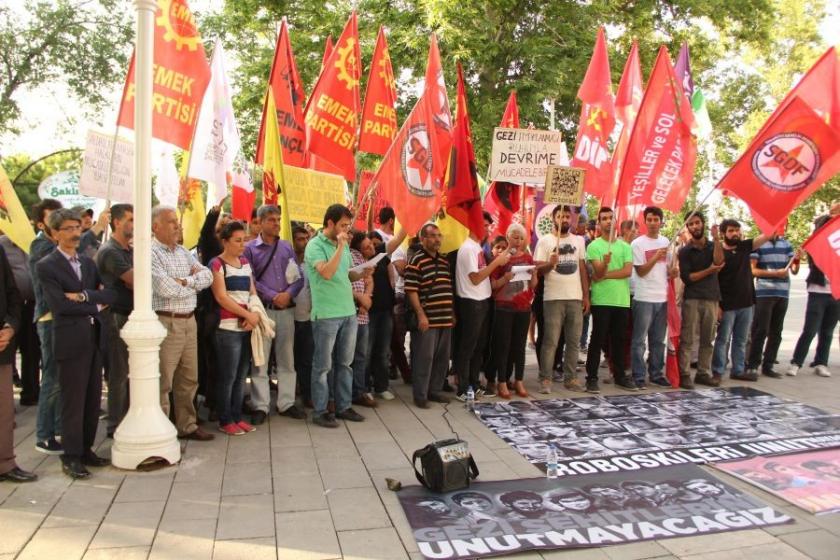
top-left (674, 42), bottom-right (695, 99)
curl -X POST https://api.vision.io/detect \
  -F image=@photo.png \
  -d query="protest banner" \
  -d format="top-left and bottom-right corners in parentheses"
top-left (78, 129), bottom-right (134, 203)
top-left (399, 464), bottom-right (791, 559)
top-left (475, 388), bottom-right (840, 477)
top-left (715, 449), bottom-right (840, 514)
top-left (283, 165), bottom-right (346, 224)
top-left (543, 165), bottom-right (585, 206)
top-left (489, 128), bottom-right (564, 185)
top-left (39, 171), bottom-right (106, 214)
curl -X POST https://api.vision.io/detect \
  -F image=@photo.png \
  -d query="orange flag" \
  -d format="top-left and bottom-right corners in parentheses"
top-left (359, 26), bottom-right (398, 156)
top-left (444, 64), bottom-right (484, 240)
top-left (117, 0), bottom-right (210, 150)
top-left (424, 34), bottom-right (453, 177)
top-left (255, 18), bottom-right (307, 167)
top-left (303, 12), bottom-right (362, 181)
top-left (608, 41), bottom-right (643, 204)
top-left (570, 28), bottom-right (616, 199)
top-left (616, 46), bottom-right (697, 212)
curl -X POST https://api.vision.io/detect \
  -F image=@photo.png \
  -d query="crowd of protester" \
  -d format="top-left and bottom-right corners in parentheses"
top-left (1, 196), bottom-right (838, 483)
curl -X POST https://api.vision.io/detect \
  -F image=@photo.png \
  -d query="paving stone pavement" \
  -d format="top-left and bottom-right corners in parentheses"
top-left (2, 270), bottom-right (839, 559)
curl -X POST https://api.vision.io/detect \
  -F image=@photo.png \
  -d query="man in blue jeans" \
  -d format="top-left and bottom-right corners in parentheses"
top-left (630, 206), bottom-right (674, 388)
top-left (305, 204), bottom-right (371, 428)
top-left (712, 219), bottom-right (769, 382)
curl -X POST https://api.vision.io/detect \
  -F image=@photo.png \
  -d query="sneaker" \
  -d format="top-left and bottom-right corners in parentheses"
top-left (237, 421), bottom-right (256, 433)
top-left (35, 438), bottom-right (63, 455)
top-left (539, 380), bottom-right (552, 394)
top-left (483, 382), bottom-right (497, 398)
top-left (636, 381), bottom-right (647, 390)
top-left (786, 365), bottom-right (799, 377)
top-left (455, 392), bottom-right (467, 402)
top-left (814, 365), bottom-right (832, 378)
top-left (563, 379), bottom-right (586, 393)
top-left (375, 390), bottom-right (395, 400)
top-left (219, 423), bottom-right (245, 436)
top-left (616, 378), bottom-right (638, 392)
top-left (336, 408), bottom-right (365, 422)
top-left (312, 412), bottom-right (339, 428)
top-left (585, 380), bottom-right (600, 394)
top-left (651, 377), bottom-right (672, 387)
top-left (475, 386), bottom-right (486, 398)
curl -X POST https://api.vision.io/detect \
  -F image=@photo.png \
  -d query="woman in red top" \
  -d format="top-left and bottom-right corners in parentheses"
top-left (486, 223), bottom-right (538, 398)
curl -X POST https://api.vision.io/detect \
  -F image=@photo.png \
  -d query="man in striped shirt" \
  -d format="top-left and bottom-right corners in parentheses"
top-left (746, 234), bottom-right (799, 378)
top-left (404, 224), bottom-right (453, 408)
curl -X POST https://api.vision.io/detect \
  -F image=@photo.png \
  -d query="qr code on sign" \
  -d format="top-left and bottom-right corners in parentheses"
top-left (544, 166), bottom-right (585, 205)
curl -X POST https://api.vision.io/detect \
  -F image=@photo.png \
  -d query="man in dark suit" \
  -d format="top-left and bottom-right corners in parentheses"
top-left (37, 208), bottom-right (116, 479)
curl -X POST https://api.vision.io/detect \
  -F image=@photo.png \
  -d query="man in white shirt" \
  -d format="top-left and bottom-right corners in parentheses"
top-left (375, 206), bottom-right (395, 245)
top-left (454, 212), bottom-right (508, 399)
top-left (534, 205), bottom-right (590, 393)
top-left (630, 206), bottom-right (674, 388)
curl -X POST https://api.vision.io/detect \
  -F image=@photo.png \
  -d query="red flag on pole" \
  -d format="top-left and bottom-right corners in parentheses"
top-left (359, 26), bottom-right (398, 156)
top-left (716, 96), bottom-right (840, 235)
top-left (802, 215), bottom-right (840, 300)
top-left (424, 35), bottom-right (453, 175)
top-left (255, 18), bottom-right (307, 167)
top-left (570, 28), bottom-right (616, 199)
top-left (303, 12), bottom-right (362, 181)
top-left (615, 46), bottom-right (697, 212)
top-left (607, 42), bottom-right (643, 204)
top-left (665, 278), bottom-right (682, 387)
top-left (117, 0), bottom-right (210, 150)
top-left (484, 92), bottom-right (522, 237)
top-left (444, 64), bottom-right (485, 240)
top-left (322, 34), bottom-right (334, 69)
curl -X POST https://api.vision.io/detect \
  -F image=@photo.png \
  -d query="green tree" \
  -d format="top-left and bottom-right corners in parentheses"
top-left (0, 0), bottom-right (133, 135)
top-left (0, 150), bottom-right (83, 216)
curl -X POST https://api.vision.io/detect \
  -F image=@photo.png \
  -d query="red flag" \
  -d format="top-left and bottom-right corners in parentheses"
top-left (608, 42), bottom-right (644, 204)
top-left (424, 35), bottom-right (453, 176)
top-left (117, 0), bottom-right (210, 150)
top-left (803, 215), bottom-right (840, 299)
top-left (665, 278), bottom-right (682, 387)
top-left (484, 92), bottom-right (522, 237)
top-left (359, 27), bottom-right (398, 156)
top-left (303, 13), bottom-right (361, 181)
top-left (322, 34), bottom-right (334, 69)
top-left (717, 96), bottom-right (840, 235)
top-left (353, 170), bottom-right (391, 231)
top-left (570, 28), bottom-right (616, 199)
top-left (255, 19), bottom-right (307, 167)
top-left (616, 46), bottom-right (697, 212)
top-left (444, 64), bottom-right (485, 240)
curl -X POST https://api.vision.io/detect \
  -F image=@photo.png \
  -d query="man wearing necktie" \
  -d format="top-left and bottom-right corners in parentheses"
top-left (37, 208), bottom-right (116, 479)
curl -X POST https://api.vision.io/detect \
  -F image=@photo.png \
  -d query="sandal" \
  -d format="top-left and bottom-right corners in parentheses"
top-left (514, 380), bottom-right (529, 398)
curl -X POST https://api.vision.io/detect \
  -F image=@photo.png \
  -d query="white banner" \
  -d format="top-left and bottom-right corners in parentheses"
top-left (78, 129), bottom-right (134, 203)
top-left (489, 128), bottom-right (564, 185)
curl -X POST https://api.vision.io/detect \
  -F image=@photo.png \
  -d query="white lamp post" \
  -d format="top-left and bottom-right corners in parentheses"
top-left (111, 0), bottom-right (180, 469)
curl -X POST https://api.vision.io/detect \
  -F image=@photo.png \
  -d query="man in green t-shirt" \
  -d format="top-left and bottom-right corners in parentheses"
top-left (585, 207), bottom-right (636, 393)
top-left (304, 204), bottom-right (372, 428)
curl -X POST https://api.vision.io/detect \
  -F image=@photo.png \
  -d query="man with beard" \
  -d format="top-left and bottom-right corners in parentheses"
top-left (712, 219), bottom-right (770, 382)
top-left (451, 491), bottom-right (500, 527)
top-left (620, 480), bottom-right (663, 507)
top-left (682, 478), bottom-right (729, 498)
top-left (534, 205), bottom-right (590, 393)
top-left (585, 484), bottom-right (631, 510)
top-left (677, 212), bottom-right (724, 389)
top-left (500, 490), bottom-right (546, 519)
top-left (411, 497), bottom-right (461, 527)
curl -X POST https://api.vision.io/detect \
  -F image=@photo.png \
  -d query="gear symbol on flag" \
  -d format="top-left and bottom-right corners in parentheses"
top-left (378, 48), bottom-right (396, 90)
top-left (156, 0), bottom-right (202, 51)
top-left (335, 39), bottom-right (360, 90)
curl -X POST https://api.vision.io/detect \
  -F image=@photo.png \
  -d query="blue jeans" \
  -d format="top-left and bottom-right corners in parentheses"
top-left (214, 329), bottom-right (251, 426)
top-left (712, 306), bottom-right (754, 375)
top-left (631, 300), bottom-right (667, 383)
top-left (352, 322), bottom-right (370, 398)
top-left (312, 315), bottom-right (357, 416)
top-left (791, 292), bottom-right (840, 367)
top-left (35, 321), bottom-right (61, 442)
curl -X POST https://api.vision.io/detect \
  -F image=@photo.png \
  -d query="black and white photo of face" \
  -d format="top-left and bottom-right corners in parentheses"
top-left (717, 424), bottom-right (761, 440)
top-left (508, 401), bottom-right (538, 411)
top-left (646, 415), bottom-right (682, 428)
top-left (484, 416), bottom-right (520, 429)
top-left (555, 408), bottom-right (591, 421)
top-left (755, 407), bottom-right (800, 421)
top-left (514, 410), bottom-right (554, 423)
top-left (624, 404), bottom-right (662, 417)
top-left (535, 424), bottom-right (576, 438)
top-left (549, 492), bottom-right (592, 512)
top-left (681, 426), bottom-right (719, 444)
top-left (719, 409), bottom-right (760, 423)
top-left (586, 485), bottom-right (628, 505)
top-left (514, 442), bottom-right (552, 462)
top-left (536, 399), bottom-right (579, 411)
top-left (791, 418), bottom-right (833, 434)
top-left (683, 479), bottom-right (726, 498)
top-left (603, 395), bottom-right (644, 406)
top-left (657, 403), bottom-right (698, 415)
top-left (453, 493), bottom-right (495, 513)
top-left (622, 481), bottom-right (659, 500)
top-left (417, 499), bottom-right (451, 515)
top-left (588, 405), bottom-right (625, 419)
top-left (678, 413), bottom-right (721, 426)
top-left (554, 437), bottom-right (609, 458)
top-left (615, 418), bottom-right (659, 433)
top-left (644, 430), bottom-right (690, 447)
top-left (782, 404), bottom-right (828, 418)
top-left (753, 422), bottom-right (804, 438)
top-left (571, 419), bottom-right (623, 435)
top-left (497, 427), bottom-right (535, 444)
top-left (602, 434), bottom-right (655, 452)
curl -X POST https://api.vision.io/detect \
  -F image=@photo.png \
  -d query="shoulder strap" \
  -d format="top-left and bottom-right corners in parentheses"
top-left (253, 240), bottom-right (280, 281)
top-left (412, 447), bottom-right (431, 489)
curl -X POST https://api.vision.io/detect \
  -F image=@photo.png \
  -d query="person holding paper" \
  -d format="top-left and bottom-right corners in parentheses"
top-left (486, 223), bottom-right (537, 398)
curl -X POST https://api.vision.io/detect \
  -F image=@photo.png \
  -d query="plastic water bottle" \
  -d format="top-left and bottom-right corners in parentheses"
top-left (546, 445), bottom-right (559, 479)
top-left (465, 386), bottom-right (475, 413)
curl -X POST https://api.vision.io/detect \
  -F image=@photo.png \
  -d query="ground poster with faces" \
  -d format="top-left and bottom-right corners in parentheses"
top-left (474, 388), bottom-right (840, 476)
top-left (399, 464), bottom-right (792, 559)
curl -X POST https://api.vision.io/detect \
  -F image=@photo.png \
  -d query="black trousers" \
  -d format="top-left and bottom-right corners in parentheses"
top-left (586, 306), bottom-right (630, 383)
top-left (57, 324), bottom-right (102, 459)
top-left (453, 298), bottom-right (490, 391)
top-left (18, 300), bottom-right (40, 403)
top-left (294, 320), bottom-right (313, 402)
top-left (747, 296), bottom-right (788, 372)
top-left (487, 309), bottom-right (530, 383)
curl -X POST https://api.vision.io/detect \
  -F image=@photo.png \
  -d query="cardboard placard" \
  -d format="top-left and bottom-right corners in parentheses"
top-left (283, 165), bottom-right (347, 224)
top-left (78, 129), bottom-right (134, 203)
top-left (543, 165), bottom-right (585, 205)
top-left (489, 128), bottom-right (564, 185)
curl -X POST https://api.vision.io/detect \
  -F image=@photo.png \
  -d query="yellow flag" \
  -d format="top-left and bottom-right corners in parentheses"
top-left (436, 210), bottom-right (470, 255)
top-left (262, 90), bottom-right (292, 241)
top-left (177, 151), bottom-right (205, 250)
top-left (0, 164), bottom-right (36, 253)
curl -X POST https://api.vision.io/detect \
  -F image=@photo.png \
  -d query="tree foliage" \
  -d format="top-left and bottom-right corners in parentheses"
top-left (0, 0), bottom-right (133, 135)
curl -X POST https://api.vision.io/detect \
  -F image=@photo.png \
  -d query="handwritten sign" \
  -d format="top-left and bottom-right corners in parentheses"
top-left (543, 165), bottom-right (585, 206)
top-left (489, 128), bottom-right (564, 185)
top-left (283, 166), bottom-right (347, 224)
top-left (78, 129), bottom-right (134, 203)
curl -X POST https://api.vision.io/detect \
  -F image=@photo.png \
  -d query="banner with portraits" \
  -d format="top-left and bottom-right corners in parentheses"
top-left (399, 464), bottom-right (791, 559)
top-left (715, 449), bottom-right (840, 515)
top-left (475, 388), bottom-right (840, 477)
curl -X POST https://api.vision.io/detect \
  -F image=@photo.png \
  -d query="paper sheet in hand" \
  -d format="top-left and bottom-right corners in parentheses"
top-left (511, 265), bottom-right (535, 282)
top-left (349, 252), bottom-right (386, 273)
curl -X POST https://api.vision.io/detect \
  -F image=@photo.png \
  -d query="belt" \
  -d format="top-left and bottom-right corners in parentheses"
top-left (264, 302), bottom-right (295, 310)
top-left (156, 310), bottom-right (194, 319)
